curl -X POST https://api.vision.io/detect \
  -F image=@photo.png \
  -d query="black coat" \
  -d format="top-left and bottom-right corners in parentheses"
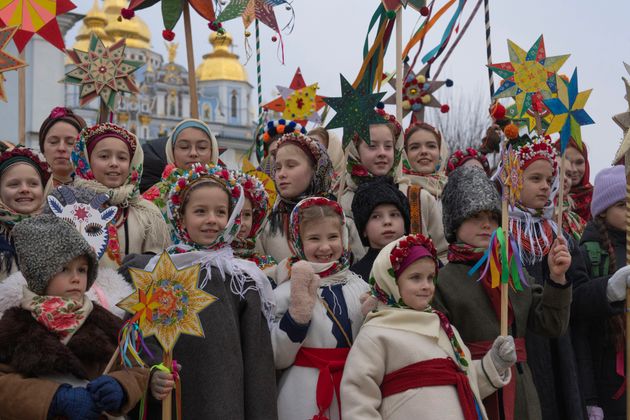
top-left (350, 247), bottom-right (380, 282)
top-left (140, 137), bottom-right (168, 194)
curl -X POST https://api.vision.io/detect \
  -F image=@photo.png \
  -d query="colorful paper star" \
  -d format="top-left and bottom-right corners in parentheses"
top-left (118, 252), bottom-right (217, 352)
top-left (216, 0), bottom-right (288, 33)
top-left (0, 26), bottom-right (26, 102)
top-left (125, 0), bottom-right (215, 38)
top-left (489, 35), bottom-right (569, 117)
top-left (500, 146), bottom-right (523, 206)
top-left (324, 74), bottom-right (386, 148)
top-left (543, 68), bottom-right (594, 153)
top-left (64, 34), bottom-right (143, 111)
top-left (263, 68), bottom-right (326, 126)
top-left (505, 96), bottom-right (552, 133)
top-left (384, 63), bottom-right (451, 123)
top-left (0, 0), bottom-right (76, 52)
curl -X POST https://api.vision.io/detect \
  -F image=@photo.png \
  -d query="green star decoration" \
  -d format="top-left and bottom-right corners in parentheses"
top-left (324, 74), bottom-right (386, 148)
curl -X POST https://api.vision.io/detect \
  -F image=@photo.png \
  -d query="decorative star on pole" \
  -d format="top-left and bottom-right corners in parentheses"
top-left (124, 0), bottom-right (216, 39)
top-left (489, 35), bottom-right (569, 117)
top-left (117, 252), bottom-right (217, 352)
top-left (324, 74), bottom-right (386, 148)
top-left (543, 68), bottom-right (594, 153)
top-left (263, 68), bottom-right (326, 126)
top-left (64, 34), bottom-right (143, 111)
top-left (0, 25), bottom-right (26, 102)
top-left (380, 0), bottom-right (426, 12)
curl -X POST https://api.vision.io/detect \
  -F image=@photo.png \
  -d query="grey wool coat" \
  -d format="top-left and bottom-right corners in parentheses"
top-left (433, 261), bottom-right (572, 420)
top-left (120, 254), bottom-right (278, 420)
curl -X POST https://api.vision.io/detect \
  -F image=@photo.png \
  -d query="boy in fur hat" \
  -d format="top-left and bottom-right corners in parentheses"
top-left (0, 215), bottom-right (148, 419)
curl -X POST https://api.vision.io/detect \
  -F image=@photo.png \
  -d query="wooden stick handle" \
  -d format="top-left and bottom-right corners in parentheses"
top-left (18, 52), bottom-right (25, 146)
top-left (102, 347), bottom-right (120, 375)
top-left (162, 351), bottom-right (172, 420)
top-left (182, 0), bottom-right (199, 119)
top-left (557, 154), bottom-right (567, 230)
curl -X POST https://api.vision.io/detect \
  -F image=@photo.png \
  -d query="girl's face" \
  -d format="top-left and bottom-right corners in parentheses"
top-left (45, 255), bottom-right (89, 302)
top-left (237, 197), bottom-right (253, 240)
top-left (456, 210), bottom-right (499, 248)
top-left (90, 137), bottom-right (131, 188)
top-left (173, 127), bottom-right (213, 169)
top-left (364, 203), bottom-right (405, 249)
top-left (405, 129), bottom-right (440, 174)
top-left (301, 216), bottom-right (343, 264)
top-left (605, 201), bottom-right (626, 231)
top-left (181, 184), bottom-right (230, 245)
top-left (520, 160), bottom-right (554, 209)
top-left (565, 146), bottom-right (586, 187)
top-left (397, 257), bottom-right (435, 311)
top-left (0, 163), bottom-right (44, 214)
top-left (43, 121), bottom-right (78, 179)
top-left (357, 125), bottom-right (395, 176)
top-left (274, 144), bottom-right (314, 199)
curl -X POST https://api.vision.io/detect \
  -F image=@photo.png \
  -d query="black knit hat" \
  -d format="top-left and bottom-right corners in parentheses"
top-left (352, 176), bottom-right (410, 246)
top-left (441, 165), bottom-right (501, 243)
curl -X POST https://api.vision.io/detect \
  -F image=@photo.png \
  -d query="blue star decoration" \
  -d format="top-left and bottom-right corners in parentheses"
top-left (324, 74), bottom-right (387, 148)
top-left (543, 68), bottom-right (594, 153)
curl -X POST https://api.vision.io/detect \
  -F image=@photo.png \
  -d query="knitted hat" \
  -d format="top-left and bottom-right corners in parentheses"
top-left (591, 165), bottom-right (626, 218)
top-left (352, 176), bottom-right (411, 246)
top-left (12, 214), bottom-right (98, 295)
top-left (38, 107), bottom-right (87, 152)
top-left (441, 165), bottom-right (501, 243)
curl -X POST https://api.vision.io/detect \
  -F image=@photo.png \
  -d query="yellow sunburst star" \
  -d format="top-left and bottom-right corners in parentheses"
top-left (117, 252), bottom-right (217, 352)
top-left (489, 35), bottom-right (569, 117)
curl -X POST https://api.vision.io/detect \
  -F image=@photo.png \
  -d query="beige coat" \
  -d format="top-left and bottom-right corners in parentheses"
top-left (341, 313), bottom-right (509, 420)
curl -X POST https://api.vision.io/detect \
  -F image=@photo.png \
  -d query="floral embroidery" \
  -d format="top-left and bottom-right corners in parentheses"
top-left (27, 295), bottom-right (87, 340)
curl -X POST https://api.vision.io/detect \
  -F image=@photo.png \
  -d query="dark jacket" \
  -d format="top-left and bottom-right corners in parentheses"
top-left (350, 247), bottom-right (380, 282)
top-left (434, 261), bottom-right (572, 420)
top-left (120, 253), bottom-right (278, 420)
top-left (140, 137), bottom-right (168, 194)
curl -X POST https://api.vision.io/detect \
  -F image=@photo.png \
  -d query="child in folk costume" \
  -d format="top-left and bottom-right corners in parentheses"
top-left (555, 154), bottom-right (586, 241)
top-left (123, 163), bottom-right (277, 419)
top-left (433, 166), bottom-right (573, 420)
top-left (350, 176), bottom-right (410, 282)
top-left (403, 122), bottom-right (450, 198)
top-left (258, 119), bottom-right (307, 177)
top-left (272, 197), bottom-right (369, 420)
top-left (341, 233), bottom-right (515, 420)
top-left (72, 123), bottom-right (170, 269)
top-left (0, 215), bottom-right (148, 419)
top-left (446, 148), bottom-right (492, 176)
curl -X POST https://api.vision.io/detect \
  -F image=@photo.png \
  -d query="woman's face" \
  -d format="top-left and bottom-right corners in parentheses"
top-left (274, 144), bottom-right (314, 199)
top-left (173, 127), bottom-right (213, 169)
top-left (90, 137), bottom-right (131, 188)
top-left (520, 160), bottom-right (554, 209)
top-left (357, 125), bottom-right (395, 176)
top-left (0, 163), bottom-right (44, 214)
top-left (43, 121), bottom-right (79, 179)
top-left (405, 129), bottom-right (440, 174)
top-left (565, 146), bottom-right (586, 187)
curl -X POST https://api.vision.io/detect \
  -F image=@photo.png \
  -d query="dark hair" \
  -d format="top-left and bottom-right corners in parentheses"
top-left (404, 122), bottom-right (442, 151)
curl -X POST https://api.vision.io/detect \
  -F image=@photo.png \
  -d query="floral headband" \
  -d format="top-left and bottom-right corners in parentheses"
top-left (513, 135), bottom-right (558, 176)
top-left (446, 148), bottom-right (490, 175)
top-left (273, 132), bottom-right (325, 165)
top-left (0, 146), bottom-right (51, 184)
top-left (236, 171), bottom-right (270, 239)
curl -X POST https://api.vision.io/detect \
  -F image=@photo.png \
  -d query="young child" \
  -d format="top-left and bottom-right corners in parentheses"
top-left (403, 122), bottom-right (450, 198)
top-left (0, 214), bottom-right (148, 419)
top-left (72, 123), bottom-right (170, 268)
top-left (258, 119), bottom-right (307, 177)
top-left (446, 147), bottom-right (491, 176)
top-left (125, 163), bottom-right (277, 419)
top-left (341, 233), bottom-right (515, 419)
top-left (350, 176), bottom-right (410, 281)
top-left (433, 165), bottom-right (573, 420)
top-left (272, 197), bottom-right (369, 420)
top-left (0, 146), bottom-right (51, 280)
top-left (555, 154), bottom-right (585, 241)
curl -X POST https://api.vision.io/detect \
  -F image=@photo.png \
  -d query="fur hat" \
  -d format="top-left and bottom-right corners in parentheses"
top-left (442, 165), bottom-right (501, 243)
top-left (12, 214), bottom-right (98, 295)
top-left (352, 176), bottom-right (410, 246)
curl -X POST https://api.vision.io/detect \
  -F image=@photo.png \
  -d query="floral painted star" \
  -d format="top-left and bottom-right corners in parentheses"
top-left (489, 35), bottom-right (569, 117)
top-left (0, 26), bottom-right (26, 102)
top-left (117, 252), bottom-right (217, 352)
top-left (64, 34), bottom-right (142, 111)
top-left (263, 68), bottom-right (326, 126)
top-left (543, 68), bottom-right (594, 152)
top-left (324, 74), bottom-right (386, 148)
top-left (500, 146), bottom-right (523, 206)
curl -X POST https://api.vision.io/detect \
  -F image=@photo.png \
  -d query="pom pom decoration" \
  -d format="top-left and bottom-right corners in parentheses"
top-left (440, 104), bottom-right (450, 113)
top-left (503, 123), bottom-right (519, 140)
top-left (162, 29), bottom-right (175, 41)
top-left (420, 6), bottom-right (430, 15)
top-left (120, 8), bottom-right (135, 19)
top-left (490, 101), bottom-right (506, 121)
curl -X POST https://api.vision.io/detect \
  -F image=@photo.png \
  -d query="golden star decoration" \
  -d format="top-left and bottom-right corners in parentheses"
top-left (500, 146), bottom-right (523, 206)
top-left (117, 252), bottom-right (217, 352)
top-left (64, 34), bottom-right (142, 111)
top-left (0, 26), bottom-right (27, 102)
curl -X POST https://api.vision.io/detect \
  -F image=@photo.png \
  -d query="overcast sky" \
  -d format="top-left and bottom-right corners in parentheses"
top-left (68, 0), bottom-right (630, 181)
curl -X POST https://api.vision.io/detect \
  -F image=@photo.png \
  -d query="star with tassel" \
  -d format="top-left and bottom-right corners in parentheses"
top-left (263, 68), bottom-right (326, 126)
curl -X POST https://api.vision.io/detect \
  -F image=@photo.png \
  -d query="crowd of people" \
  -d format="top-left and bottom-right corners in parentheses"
top-left (0, 104), bottom-right (627, 420)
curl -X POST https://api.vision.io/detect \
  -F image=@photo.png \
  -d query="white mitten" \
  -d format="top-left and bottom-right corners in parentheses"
top-left (288, 261), bottom-right (317, 325)
top-left (360, 292), bottom-right (377, 316)
top-left (606, 265), bottom-right (630, 302)
top-left (489, 336), bottom-right (517, 376)
top-left (586, 406), bottom-right (604, 420)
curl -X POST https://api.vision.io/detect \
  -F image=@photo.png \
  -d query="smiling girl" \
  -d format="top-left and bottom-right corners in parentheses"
top-left (403, 122), bottom-right (449, 198)
top-left (563, 138), bottom-right (593, 221)
top-left (272, 197), bottom-right (369, 420)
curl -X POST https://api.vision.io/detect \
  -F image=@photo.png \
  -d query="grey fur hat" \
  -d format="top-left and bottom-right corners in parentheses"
top-left (441, 165), bottom-right (501, 243)
top-left (12, 214), bottom-right (98, 295)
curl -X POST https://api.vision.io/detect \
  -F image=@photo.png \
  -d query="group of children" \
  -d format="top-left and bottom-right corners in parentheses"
top-left (0, 103), bottom-right (627, 420)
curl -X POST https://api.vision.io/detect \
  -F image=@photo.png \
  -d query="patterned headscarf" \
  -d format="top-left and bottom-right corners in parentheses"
top-left (402, 122), bottom-right (449, 198)
top-left (165, 119), bottom-right (219, 167)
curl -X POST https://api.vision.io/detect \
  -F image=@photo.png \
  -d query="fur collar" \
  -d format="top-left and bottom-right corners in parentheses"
top-left (0, 304), bottom-right (120, 379)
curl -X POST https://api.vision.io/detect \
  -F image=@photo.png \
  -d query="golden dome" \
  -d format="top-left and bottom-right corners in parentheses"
top-left (71, 0), bottom-right (112, 52)
top-left (196, 32), bottom-right (249, 83)
top-left (103, 0), bottom-right (151, 50)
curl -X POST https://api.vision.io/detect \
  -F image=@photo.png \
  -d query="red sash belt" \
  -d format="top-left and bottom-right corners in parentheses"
top-left (294, 347), bottom-right (350, 420)
top-left (465, 338), bottom-right (527, 420)
top-left (380, 357), bottom-right (480, 420)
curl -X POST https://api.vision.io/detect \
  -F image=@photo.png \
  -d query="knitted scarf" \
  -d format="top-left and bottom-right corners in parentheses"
top-left (509, 202), bottom-right (559, 266)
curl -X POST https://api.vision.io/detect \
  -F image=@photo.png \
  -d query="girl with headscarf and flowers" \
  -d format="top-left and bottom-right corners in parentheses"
top-left (72, 123), bottom-right (170, 269)
top-left (341, 233), bottom-right (515, 420)
top-left (121, 163), bottom-right (277, 418)
top-left (271, 197), bottom-right (369, 420)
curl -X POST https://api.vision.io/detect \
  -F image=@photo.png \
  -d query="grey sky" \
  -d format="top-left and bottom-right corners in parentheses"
top-left (68, 0), bottom-right (630, 181)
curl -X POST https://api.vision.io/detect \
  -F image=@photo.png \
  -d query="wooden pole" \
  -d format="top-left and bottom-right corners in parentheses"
top-left (395, 8), bottom-right (404, 179)
top-left (103, 347), bottom-right (120, 374)
top-left (162, 350), bottom-right (172, 420)
top-left (18, 52), bottom-right (25, 145)
top-left (501, 199), bottom-right (509, 336)
top-left (98, 100), bottom-right (109, 124)
top-left (182, 0), bottom-right (199, 119)
top-left (625, 152), bottom-right (630, 419)
top-left (556, 154), bottom-right (567, 229)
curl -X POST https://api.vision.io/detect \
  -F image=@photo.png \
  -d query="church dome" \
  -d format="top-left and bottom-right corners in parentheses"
top-left (196, 32), bottom-right (249, 83)
top-left (103, 0), bottom-right (151, 50)
top-left (71, 0), bottom-right (112, 52)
